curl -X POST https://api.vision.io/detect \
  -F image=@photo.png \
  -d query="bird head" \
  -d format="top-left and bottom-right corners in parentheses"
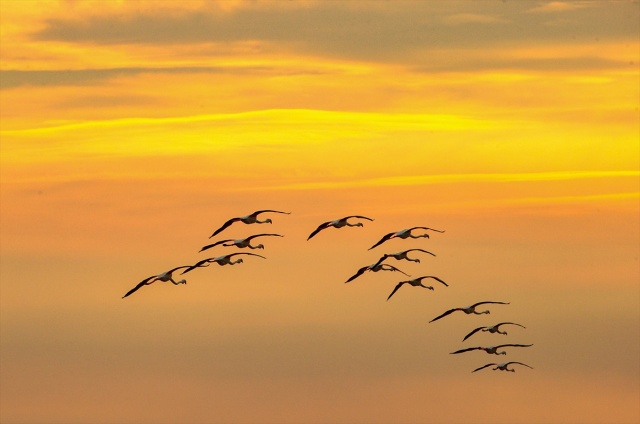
top-left (256, 244), bottom-right (265, 249)
top-left (356, 223), bottom-right (364, 227)
top-left (265, 218), bottom-right (273, 224)
top-left (415, 259), bottom-right (421, 263)
top-left (237, 258), bottom-right (244, 264)
top-left (177, 279), bottom-right (187, 285)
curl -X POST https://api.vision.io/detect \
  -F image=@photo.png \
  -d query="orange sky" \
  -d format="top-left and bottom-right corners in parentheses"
top-left (1, 1), bottom-right (639, 423)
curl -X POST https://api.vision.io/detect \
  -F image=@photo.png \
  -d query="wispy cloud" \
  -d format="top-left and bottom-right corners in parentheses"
top-left (442, 13), bottom-right (508, 25)
top-left (527, 2), bottom-right (593, 14)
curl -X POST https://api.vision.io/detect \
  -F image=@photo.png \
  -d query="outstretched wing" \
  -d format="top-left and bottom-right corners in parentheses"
top-left (345, 265), bottom-right (369, 283)
top-left (344, 215), bottom-right (374, 221)
top-left (252, 209), bottom-right (291, 217)
top-left (181, 259), bottom-right (213, 274)
top-left (410, 226), bottom-right (445, 233)
top-left (472, 301), bottom-right (510, 308)
top-left (386, 281), bottom-right (407, 301)
top-left (368, 232), bottom-right (394, 250)
top-left (383, 264), bottom-right (410, 277)
top-left (122, 276), bottom-right (156, 299)
top-left (507, 361), bottom-right (533, 369)
top-left (246, 233), bottom-right (284, 241)
top-left (472, 363), bottom-right (496, 373)
top-left (405, 248), bottom-right (437, 257)
top-left (307, 222), bottom-right (332, 240)
top-left (419, 276), bottom-right (448, 287)
top-left (371, 254), bottom-right (390, 269)
top-left (209, 217), bottom-right (241, 238)
top-left (199, 239), bottom-right (232, 252)
top-left (429, 308), bottom-right (459, 323)
top-left (497, 344), bottom-right (533, 349)
top-left (462, 326), bottom-right (486, 342)
top-left (498, 322), bottom-right (526, 329)
top-left (227, 252), bottom-right (267, 259)
top-left (451, 347), bottom-right (482, 354)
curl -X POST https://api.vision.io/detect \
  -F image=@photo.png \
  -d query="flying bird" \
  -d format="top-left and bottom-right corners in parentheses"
top-left (462, 322), bottom-right (526, 342)
top-left (200, 233), bottom-right (284, 252)
top-left (122, 265), bottom-right (199, 298)
top-left (345, 263), bottom-right (409, 284)
top-left (429, 301), bottom-right (509, 323)
top-left (386, 276), bottom-right (449, 301)
top-left (372, 248), bottom-right (436, 268)
top-left (181, 252), bottom-right (266, 274)
top-left (307, 215), bottom-right (374, 240)
top-left (368, 227), bottom-right (444, 250)
top-left (472, 362), bottom-right (533, 373)
top-left (451, 344), bottom-right (533, 356)
top-left (209, 210), bottom-right (291, 238)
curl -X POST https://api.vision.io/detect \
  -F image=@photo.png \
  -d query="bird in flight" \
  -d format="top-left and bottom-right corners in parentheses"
top-left (451, 343), bottom-right (533, 356)
top-left (209, 210), bottom-right (291, 238)
top-left (200, 233), bottom-right (284, 252)
top-left (386, 276), bottom-right (448, 301)
top-left (368, 227), bottom-right (444, 250)
top-left (307, 215), bottom-right (374, 240)
top-left (181, 252), bottom-right (266, 274)
top-left (122, 265), bottom-right (201, 298)
top-left (372, 248), bottom-right (436, 268)
top-left (429, 301), bottom-right (509, 323)
top-left (462, 322), bottom-right (526, 342)
top-left (472, 362), bottom-right (533, 373)
top-left (345, 263), bottom-right (409, 283)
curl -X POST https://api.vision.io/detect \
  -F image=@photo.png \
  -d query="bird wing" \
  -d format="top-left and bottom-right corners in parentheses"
top-left (462, 326), bottom-right (486, 342)
top-left (199, 239), bottom-right (231, 252)
top-left (472, 363), bottom-right (496, 373)
top-left (344, 215), bottom-right (374, 221)
top-left (499, 322), bottom-right (526, 329)
top-left (411, 226), bottom-right (445, 233)
top-left (406, 248), bottom-right (436, 257)
top-left (507, 362), bottom-right (533, 369)
top-left (384, 264), bottom-right (410, 276)
top-left (345, 265), bottom-right (369, 283)
top-left (307, 222), bottom-right (332, 240)
top-left (451, 347), bottom-right (482, 354)
top-left (209, 218), bottom-right (240, 238)
top-left (472, 301), bottom-right (510, 308)
top-left (246, 233), bottom-right (284, 240)
top-left (370, 254), bottom-right (389, 269)
top-left (498, 344), bottom-right (533, 349)
top-left (228, 252), bottom-right (267, 259)
top-left (429, 308), bottom-right (459, 323)
top-left (386, 281), bottom-right (407, 301)
top-left (122, 276), bottom-right (156, 299)
top-left (180, 259), bottom-right (213, 274)
top-left (252, 209), bottom-right (291, 216)
top-left (368, 232), bottom-right (394, 250)
top-left (420, 276), bottom-right (448, 287)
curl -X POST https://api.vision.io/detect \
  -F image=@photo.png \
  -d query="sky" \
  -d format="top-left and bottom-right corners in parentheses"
top-left (1, 1), bottom-right (639, 423)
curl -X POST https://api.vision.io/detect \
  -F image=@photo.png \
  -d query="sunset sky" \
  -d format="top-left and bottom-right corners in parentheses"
top-left (1, 1), bottom-right (639, 423)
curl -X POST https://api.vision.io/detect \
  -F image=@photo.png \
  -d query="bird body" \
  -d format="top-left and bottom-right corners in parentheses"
top-left (451, 343), bottom-right (533, 356)
top-left (307, 215), bottom-right (374, 240)
top-left (472, 362), bottom-right (533, 373)
top-left (200, 233), bottom-right (283, 252)
top-left (429, 301), bottom-right (509, 323)
top-left (345, 263), bottom-right (409, 283)
top-left (181, 252), bottom-right (266, 274)
top-left (209, 210), bottom-right (290, 238)
top-left (463, 322), bottom-right (526, 341)
top-left (368, 226), bottom-right (444, 250)
top-left (122, 265), bottom-right (196, 298)
top-left (386, 276), bottom-right (448, 300)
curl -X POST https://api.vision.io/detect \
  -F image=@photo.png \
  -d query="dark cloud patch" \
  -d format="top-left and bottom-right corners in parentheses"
top-left (30, 2), bottom-right (640, 64)
top-left (0, 65), bottom-right (294, 89)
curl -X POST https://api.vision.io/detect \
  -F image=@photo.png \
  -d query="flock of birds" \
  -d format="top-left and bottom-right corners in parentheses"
top-left (123, 209), bottom-right (534, 374)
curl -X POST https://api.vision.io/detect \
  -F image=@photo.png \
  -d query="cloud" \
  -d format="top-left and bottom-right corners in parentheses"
top-left (442, 13), bottom-right (508, 25)
top-left (527, 1), bottom-right (592, 14)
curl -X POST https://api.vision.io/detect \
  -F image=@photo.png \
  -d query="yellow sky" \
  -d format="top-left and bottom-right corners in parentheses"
top-left (1, 1), bottom-right (639, 423)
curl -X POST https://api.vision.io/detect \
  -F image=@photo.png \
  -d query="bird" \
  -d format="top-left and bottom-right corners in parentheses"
top-left (451, 344), bottom-right (533, 356)
top-left (472, 362), bottom-right (534, 373)
top-left (386, 276), bottom-right (448, 301)
top-left (122, 265), bottom-right (200, 298)
top-left (368, 227), bottom-right (444, 250)
top-left (209, 210), bottom-right (291, 238)
top-left (200, 233), bottom-right (284, 252)
top-left (181, 252), bottom-right (266, 274)
top-left (345, 263), bottom-right (410, 283)
top-left (429, 301), bottom-right (509, 323)
top-left (307, 215), bottom-right (374, 240)
top-left (462, 322), bottom-right (526, 342)
top-left (372, 248), bottom-right (436, 268)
